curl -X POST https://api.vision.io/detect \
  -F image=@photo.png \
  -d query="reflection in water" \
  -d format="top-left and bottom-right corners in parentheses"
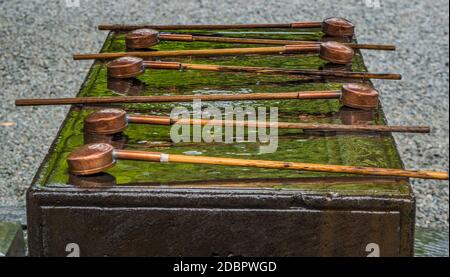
top-left (320, 62), bottom-right (353, 71)
top-left (172, 30), bottom-right (323, 42)
top-left (302, 106), bottom-right (378, 136)
top-left (87, 175), bottom-right (407, 190)
top-left (68, 173), bottom-right (116, 188)
top-left (67, 171), bottom-right (408, 190)
top-left (84, 132), bottom-right (127, 149)
top-left (320, 36), bottom-right (352, 43)
top-left (107, 77), bottom-right (147, 96)
top-left (339, 107), bottom-right (375, 125)
top-left (124, 46), bottom-right (159, 52)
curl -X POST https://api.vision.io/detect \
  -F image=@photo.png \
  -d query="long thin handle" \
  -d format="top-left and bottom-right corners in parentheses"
top-left (113, 149), bottom-right (449, 180)
top-left (98, 22), bottom-right (322, 31)
top-left (184, 119), bottom-right (431, 133)
top-left (126, 115), bottom-right (430, 133)
top-left (145, 61), bottom-right (402, 80)
top-left (14, 91), bottom-right (341, 106)
top-left (158, 34), bottom-right (395, 51)
top-left (159, 33), bottom-right (318, 44)
top-left (73, 45), bottom-right (318, 60)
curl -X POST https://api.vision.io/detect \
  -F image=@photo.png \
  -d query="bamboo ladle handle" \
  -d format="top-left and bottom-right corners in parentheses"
top-left (15, 91), bottom-right (338, 106)
top-left (73, 45), bottom-right (318, 59)
top-left (14, 83), bottom-right (382, 111)
top-left (126, 29), bottom-right (394, 51)
top-left (73, 42), bottom-right (354, 65)
top-left (99, 22), bottom-right (319, 31)
top-left (105, 56), bottom-right (401, 80)
top-left (82, 108), bottom-right (430, 135)
top-left (67, 143), bottom-right (449, 180)
top-left (98, 17), bottom-right (355, 37)
top-left (159, 34), bottom-right (395, 50)
top-left (145, 61), bottom-right (397, 79)
top-left (129, 116), bottom-right (431, 134)
top-left (73, 46), bottom-right (316, 60)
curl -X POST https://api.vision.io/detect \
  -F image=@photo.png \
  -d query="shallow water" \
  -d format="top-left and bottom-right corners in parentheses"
top-left (35, 28), bottom-right (408, 196)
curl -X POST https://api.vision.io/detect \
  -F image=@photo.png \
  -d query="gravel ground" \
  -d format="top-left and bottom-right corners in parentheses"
top-left (0, 0), bottom-right (448, 230)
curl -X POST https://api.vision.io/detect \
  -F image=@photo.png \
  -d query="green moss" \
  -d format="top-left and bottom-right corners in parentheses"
top-left (0, 222), bottom-right (24, 256)
top-left (36, 29), bottom-right (408, 196)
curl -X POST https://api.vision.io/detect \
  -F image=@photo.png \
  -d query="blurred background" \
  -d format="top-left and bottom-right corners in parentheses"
top-left (0, 0), bottom-right (448, 255)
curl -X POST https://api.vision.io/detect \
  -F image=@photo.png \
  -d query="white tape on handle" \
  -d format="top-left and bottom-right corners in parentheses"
top-left (160, 153), bottom-right (170, 163)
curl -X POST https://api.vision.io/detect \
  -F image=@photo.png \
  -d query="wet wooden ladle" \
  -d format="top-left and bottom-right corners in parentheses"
top-left (16, 83), bottom-right (384, 110)
top-left (67, 143), bottom-right (449, 180)
top-left (99, 17), bottom-right (356, 37)
top-left (73, 41), bottom-right (354, 64)
top-left (83, 108), bottom-right (430, 136)
top-left (124, 28), bottom-right (394, 51)
top-left (99, 56), bottom-right (400, 80)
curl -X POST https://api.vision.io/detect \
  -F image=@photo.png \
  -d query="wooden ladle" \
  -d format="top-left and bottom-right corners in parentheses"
top-left (124, 28), bottom-right (394, 51)
top-left (67, 143), bottom-right (449, 180)
top-left (100, 56), bottom-right (401, 80)
top-left (83, 108), bottom-right (430, 136)
top-left (73, 41), bottom-right (354, 64)
top-left (99, 17), bottom-right (356, 37)
top-left (16, 83), bottom-right (381, 110)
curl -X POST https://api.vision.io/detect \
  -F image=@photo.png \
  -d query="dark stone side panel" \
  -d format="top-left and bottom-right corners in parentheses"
top-left (37, 206), bottom-right (400, 257)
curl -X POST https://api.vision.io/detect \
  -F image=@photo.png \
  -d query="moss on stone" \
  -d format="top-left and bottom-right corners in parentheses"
top-left (36, 29), bottom-right (408, 196)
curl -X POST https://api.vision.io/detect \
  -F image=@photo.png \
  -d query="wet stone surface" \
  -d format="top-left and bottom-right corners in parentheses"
top-left (32, 30), bottom-right (410, 199)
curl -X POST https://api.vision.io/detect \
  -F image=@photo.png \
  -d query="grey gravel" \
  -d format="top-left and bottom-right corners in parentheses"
top-left (0, 206), bottom-right (26, 226)
top-left (0, 0), bottom-right (448, 230)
